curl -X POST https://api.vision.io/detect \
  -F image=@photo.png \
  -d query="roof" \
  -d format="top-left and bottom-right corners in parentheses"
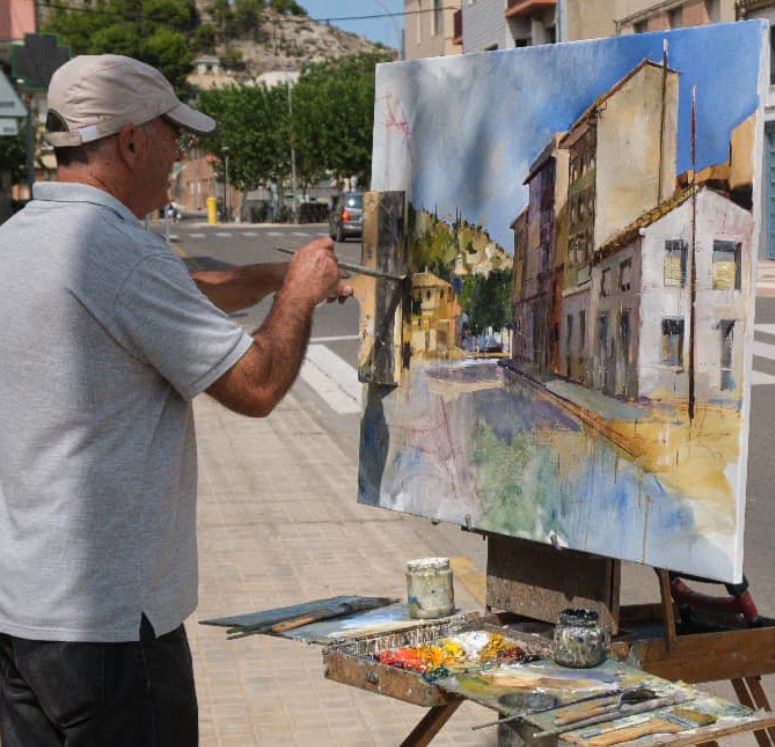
top-left (412, 272), bottom-right (452, 289)
top-left (559, 59), bottom-right (678, 149)
top-left (597, 184), bottom-right (746, 257)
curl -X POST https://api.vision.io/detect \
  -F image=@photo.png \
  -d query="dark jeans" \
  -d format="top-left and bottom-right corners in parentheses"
top-left (0, 616), bottom-right (197, 746)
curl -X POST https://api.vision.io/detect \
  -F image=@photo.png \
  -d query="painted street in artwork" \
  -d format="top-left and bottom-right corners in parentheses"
top-left (359, 21), bottom-right (768, 582)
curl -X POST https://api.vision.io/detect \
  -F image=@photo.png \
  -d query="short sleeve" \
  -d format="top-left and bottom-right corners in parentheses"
top-left (112, 255), bottom-right (253, 400)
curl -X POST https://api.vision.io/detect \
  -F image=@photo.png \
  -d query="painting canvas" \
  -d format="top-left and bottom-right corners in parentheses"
top-left (357, 22), bottom-right (768, 583)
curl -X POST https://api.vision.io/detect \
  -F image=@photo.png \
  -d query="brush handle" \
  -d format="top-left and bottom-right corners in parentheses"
top-left (586, 718), bottom-right (683, 746)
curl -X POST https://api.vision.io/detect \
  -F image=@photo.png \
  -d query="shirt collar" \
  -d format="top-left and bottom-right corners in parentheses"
top-left (32, 182), bottom-right (143, 226)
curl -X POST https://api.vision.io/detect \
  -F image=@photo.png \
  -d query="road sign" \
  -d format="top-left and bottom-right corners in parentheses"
top-left (12, 34), bottom-right (71, 92)
top-left (0, 119), bottom-right (19, 136)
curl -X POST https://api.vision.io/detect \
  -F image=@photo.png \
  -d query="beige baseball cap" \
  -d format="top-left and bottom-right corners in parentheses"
top-left (45, 54), bottom-right (217, 147)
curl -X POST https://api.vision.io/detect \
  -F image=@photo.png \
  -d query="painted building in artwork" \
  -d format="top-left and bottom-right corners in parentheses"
top-left (404, 0), bottom-right (461, 58)
top-left (511, 134), bottom-right (568, 373)
top-left (410, 271), bottom-right (461, 358)
top-left (590, 186), bottom-right (752, 402)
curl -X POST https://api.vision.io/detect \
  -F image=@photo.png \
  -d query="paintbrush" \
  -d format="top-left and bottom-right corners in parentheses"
top-left (532, 694), bottom-right (688, 739)
top-left (582, 708), bottom-right (717, 746)
top-left (275, 246), bottom-right (407, 282)
top-left (471, 690), bottom-right (622, 731)
top-left (553, 688), bottom-right (658, 725)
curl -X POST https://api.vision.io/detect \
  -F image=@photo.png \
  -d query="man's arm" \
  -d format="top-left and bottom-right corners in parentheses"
top-left (191, 262), bottom-right (287, 313)
top-left (206, 238), bottom-right (351, 417)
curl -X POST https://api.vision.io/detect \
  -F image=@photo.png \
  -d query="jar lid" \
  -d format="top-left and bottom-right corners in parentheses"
top-left (407, 557), bottom-right (450, 571)
top-left (558, 608), bottom-right (600, 626)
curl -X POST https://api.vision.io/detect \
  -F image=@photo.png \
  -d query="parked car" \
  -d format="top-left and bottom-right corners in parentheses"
top-left (329, 192), bottom-right (363, 242)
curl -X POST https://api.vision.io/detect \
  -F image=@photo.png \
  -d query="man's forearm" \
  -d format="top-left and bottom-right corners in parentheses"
top-left (249, 285), bottom-right (316, 407)
top-left (191, 262), bottom-right (287, 312)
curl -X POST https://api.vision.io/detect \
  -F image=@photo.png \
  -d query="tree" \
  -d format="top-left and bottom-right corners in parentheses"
top-left (0, 129), bottom-right (27, 185)
top-left (269, 0), bottom-right (306, 16)
top-left (291, 52), bottom-right (390, 187)
top-left (43, 0), bottom-right (196, 93)
top-left (461, 269), bottom-right (513, 336)
top-left (197, 83), bottom-right (289, 191)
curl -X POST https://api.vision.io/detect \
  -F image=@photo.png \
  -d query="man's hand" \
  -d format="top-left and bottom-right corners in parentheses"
top-left (283, 238), bottom-right (345, 308)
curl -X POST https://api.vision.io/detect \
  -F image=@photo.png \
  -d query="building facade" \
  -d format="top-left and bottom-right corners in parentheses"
top-left (404, 0), bottom-right (461, 58)
top-left (459, 0), bottom-right (558, 53)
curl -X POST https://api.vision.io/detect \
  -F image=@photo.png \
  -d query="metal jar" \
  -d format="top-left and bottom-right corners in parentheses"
top-left (552, 608), bottom-right (610, 668)
top-left (406, 557), bottom-right (455, 619)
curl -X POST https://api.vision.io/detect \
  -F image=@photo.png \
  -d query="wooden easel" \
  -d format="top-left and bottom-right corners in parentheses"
top-left (486, 535), bottom-right (775, 746)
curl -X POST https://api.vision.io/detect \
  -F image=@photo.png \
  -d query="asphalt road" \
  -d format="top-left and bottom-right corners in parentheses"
top-left (158, 219), bottom-right (775, 714)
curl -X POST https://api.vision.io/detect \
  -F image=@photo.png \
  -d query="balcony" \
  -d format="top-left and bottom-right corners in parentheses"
top-left (505, 0), bottom-right (556, 18)
top-left (453, 9), bottom-right (462, 45)
top-left (735, 0), bottom-right (775, 19)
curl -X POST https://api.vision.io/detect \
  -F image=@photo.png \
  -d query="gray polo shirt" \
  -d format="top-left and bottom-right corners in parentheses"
top-left (0, 183), bottom-right (253, 642)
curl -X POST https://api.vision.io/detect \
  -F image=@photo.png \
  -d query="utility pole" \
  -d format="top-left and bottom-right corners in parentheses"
top-left (222, 146), bottom-right (230, 222)
top-left (287, 80), bottom-right (299, 224)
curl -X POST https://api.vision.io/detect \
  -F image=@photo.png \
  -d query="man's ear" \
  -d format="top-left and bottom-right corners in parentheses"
top-left (117, 124), bottom-right (145, 163)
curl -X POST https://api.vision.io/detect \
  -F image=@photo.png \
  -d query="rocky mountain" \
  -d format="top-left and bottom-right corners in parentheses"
top-left (190, 6), bottom-right (394, 88)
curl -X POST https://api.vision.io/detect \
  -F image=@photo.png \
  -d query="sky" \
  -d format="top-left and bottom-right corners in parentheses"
top-left (371, 21), bottom-right (766, 252)
top-left (300, 0), bottom-right (405, 50)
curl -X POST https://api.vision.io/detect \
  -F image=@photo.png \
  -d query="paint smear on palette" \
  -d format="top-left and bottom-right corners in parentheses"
top-left (282, 603), bottom-right (425, 643)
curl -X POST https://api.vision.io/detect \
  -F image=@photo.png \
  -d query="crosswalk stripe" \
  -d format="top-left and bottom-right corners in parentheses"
top-left (267, 231), bottom-right (284, 237)
top-left (753, 340), bottom-right (775, 361)
top-left (299, 345), bottom-right (362, 414)
top-left (214, 232), bottom-right (232, 238)
top-left (753, 370), bottom-right (775, 386)
top-left (189, 233), bottom-right (205, 238)
top-left (293, 231), bottom-right (312, 237)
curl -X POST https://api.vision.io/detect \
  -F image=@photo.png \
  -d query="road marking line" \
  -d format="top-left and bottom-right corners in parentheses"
top-left (309, 335), bottom-right (360, 343)
top-left (753, 370), bottom-right (775, 386)
top-left (293, 231), bottom-right (312, 237)
top-left (267, 231), bottom-right (284, 237)
top-left (214, 232), bottom-right (232, 237)
top-left (753, 340), bottom-right (775, 361)
top-left (189, 233), bottom-right (205, 238)
top-left (242, 232), bottom-right (258, 237)
top-left (754, 324), bottom-right (775, 336)
top-left (449, 557), bottom-right (487, 606)
top-left (299, 345), bottom-right (361, 414)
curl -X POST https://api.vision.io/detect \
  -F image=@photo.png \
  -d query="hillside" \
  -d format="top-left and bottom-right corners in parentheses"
top-left (190, 6), bottom-right (394, 88)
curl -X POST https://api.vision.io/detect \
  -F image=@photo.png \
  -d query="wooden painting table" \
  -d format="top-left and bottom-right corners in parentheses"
top-left (320, 612), bottom-right (775, 747)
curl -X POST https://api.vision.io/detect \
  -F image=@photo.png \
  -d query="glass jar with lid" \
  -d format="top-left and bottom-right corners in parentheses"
top-left (552, 608), bottom-right (610, 668)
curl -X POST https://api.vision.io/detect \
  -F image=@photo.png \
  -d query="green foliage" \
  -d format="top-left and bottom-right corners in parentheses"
top-left (221, 45), bottom-right (245, 71)
top-left (192, 23), bottom-right (216, 53)
top-left (42, 0), bottom-right (196, 93)
top-left (197, 83), bottom-right (290, 190)
top-left (269, 0), bottom-right (306, 15)
top-left (291, 52), bottom-right (390, 186)
top-left (460, 269), bottom-right (513, 335)
top-left (0, 129), bottom-right (27, 184)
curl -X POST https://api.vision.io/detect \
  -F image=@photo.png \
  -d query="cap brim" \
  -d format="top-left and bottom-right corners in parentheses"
top-left (164, 101), bottom-right (217, 136)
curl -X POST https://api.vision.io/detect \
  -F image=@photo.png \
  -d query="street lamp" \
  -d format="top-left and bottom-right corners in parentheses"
top-left (222, 146), bottom-right (230, 223)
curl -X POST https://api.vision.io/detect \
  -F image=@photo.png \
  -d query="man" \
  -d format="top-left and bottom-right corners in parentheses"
top-left (0, 54), bottom-right (351, 746)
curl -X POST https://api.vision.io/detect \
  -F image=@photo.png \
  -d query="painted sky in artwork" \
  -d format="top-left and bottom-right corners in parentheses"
top-left (370, 21), bottom-right (765, 251)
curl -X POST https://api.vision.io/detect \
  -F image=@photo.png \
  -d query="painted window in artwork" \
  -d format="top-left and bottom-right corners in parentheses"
top-left (664, 239), bottom-right (687, 286)
top-left (601, 267), bottom-right (611, 297)
top-left (620, 311), bottom-right (631, 367)
top-left (720, 320), bottom-right (735, 391)
top-left (713, 241), bottom-right (741, 290)
top-left (579, 310), bottom-right (585, 350)
top-left (662, 318), bottom-right (685, 367)
top-left (620, 258), bottom-right (631, 291)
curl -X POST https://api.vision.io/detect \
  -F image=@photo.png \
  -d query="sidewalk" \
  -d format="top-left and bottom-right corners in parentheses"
top-left (189, 389), bottom-right (497, 746)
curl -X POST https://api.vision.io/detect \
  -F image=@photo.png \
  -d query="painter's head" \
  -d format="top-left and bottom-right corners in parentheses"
top-left (45, 54), bottom-right (216, 150)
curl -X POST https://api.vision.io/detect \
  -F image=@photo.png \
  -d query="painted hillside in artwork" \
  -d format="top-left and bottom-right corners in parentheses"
top-left (358, 22), bottom-right (767, 582)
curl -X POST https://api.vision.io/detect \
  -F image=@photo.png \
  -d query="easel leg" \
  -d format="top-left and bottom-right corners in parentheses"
top-left (731, 677), bottom-right (775, 747)
top-left (655, 569), bottom-right (677, 651)
top-left (400, 699), bottom-right (463, 747)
